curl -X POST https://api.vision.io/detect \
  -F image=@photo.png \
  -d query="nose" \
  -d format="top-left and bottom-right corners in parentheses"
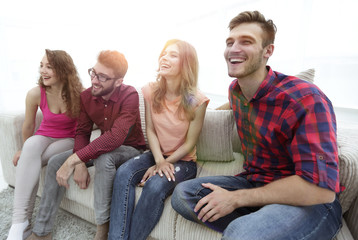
top-left (40, 66), bottom-right (46, 74)
top-left (230, 41), bottom-right (242, 52)
top-left (160, 53), bottom-right (168, 62)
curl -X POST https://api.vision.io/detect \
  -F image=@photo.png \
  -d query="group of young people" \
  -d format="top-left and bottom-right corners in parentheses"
top-left (7, 10), bottom-right (343, 240)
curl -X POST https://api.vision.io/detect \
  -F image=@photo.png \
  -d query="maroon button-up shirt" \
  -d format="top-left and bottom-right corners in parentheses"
top-left (74, 84), bottom-right (146, 163)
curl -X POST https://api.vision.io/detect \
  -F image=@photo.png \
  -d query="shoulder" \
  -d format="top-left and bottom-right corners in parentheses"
top-left (27, 86), bottom-right (41, 101)
top-left (24, 86), bottom-right (41, 108)
top-left (141, 82), bottom-right (156, 100)
top-left (273, 72), bottom-right (326, 102)
top-left (194, 89), bottom-right (210, 106)
top-left (118, 84), bottom-right (139, 100)
top-left (80, 87), bottom-right (93, 99)
top-left (274, 73), bottom-right (334, 119)
top-left (120, 83), bottom-right (138, 94)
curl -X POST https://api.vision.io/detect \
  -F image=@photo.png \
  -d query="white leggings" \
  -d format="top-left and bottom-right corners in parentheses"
top-left (12, 135), bottom-right (74, 224)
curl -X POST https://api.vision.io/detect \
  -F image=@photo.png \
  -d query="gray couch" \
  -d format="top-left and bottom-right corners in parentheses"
top-left (1, 79), bottom-right (358, 239)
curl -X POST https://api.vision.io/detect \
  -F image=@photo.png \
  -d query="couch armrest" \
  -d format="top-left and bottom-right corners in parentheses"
top-left (344, 195), bottom-right (358, 240)
top-left (0, 111), bottom-right (42, 186)
top-left (337, 127), bottom-right (358, 214)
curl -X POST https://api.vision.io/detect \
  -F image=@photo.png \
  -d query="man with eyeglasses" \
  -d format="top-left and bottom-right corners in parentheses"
top-left (27, 50), bottom-right (146, 240)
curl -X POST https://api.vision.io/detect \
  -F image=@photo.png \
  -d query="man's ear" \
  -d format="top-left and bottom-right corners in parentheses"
top-left (115, 78), bottom-right (124, 87)
top-left (264, 44), bottom-right (274, 58)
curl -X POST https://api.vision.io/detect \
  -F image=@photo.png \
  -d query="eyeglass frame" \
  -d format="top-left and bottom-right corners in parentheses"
top-left (88, 68), bottom-right (120, 82)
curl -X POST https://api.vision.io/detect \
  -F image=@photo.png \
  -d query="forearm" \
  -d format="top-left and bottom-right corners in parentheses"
top-left (147, 129), bottom-right (166, 163)
top-left (165, 143), bottom-right (194, 164)
top-left (21, 122), bottom-right (35, 143)
top-left (66, 153), bottom-right (83, 168)
top-left (233, 175), bottom-right (336, 208)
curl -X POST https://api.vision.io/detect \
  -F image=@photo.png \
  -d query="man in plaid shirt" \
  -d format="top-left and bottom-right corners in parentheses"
top-left (172, 11), bottom-right (342, 239)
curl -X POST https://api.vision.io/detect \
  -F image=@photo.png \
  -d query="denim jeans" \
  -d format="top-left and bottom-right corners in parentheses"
top-left (32, 145), bottom-right (140, 236)
top-left (108, 151), bottom-right (197, 240)
top-left (171, 175), bottom-right (343, 240)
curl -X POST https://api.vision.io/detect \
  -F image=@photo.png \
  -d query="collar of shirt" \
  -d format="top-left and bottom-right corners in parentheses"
top-left (253, 66), bottom-right (277, 100)
top-left (232, 66), bottom-right (276, 103)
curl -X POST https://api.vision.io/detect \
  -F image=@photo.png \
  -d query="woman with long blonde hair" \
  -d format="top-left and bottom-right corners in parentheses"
top-left (108, 39), bottom-right (209, 240)
top-left (7, 49), bottom-right (83, 240)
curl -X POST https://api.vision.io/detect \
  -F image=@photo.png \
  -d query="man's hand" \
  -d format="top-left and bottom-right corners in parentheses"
top-left (194, 183), bottom-right (238, 223)
top-left (73, 163), bottom-right (90, 189)
top-left (56, 153), bottom-right (81, 189)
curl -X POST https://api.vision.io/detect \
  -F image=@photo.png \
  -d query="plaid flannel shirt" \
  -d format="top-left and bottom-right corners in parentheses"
top-left (229, 66), bottom-right (342, 193)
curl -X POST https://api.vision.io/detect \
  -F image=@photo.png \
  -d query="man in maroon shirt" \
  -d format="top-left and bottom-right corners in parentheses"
top-left (28, 50), bottom-right (146, 240)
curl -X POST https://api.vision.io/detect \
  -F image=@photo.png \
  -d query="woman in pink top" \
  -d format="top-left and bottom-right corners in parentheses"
top-left (109, 39), bottom-right (209, 240)
top-left (7, 49), bottom-right (83, 240)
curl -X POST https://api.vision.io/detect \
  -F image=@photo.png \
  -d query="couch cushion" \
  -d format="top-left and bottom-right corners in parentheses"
top-left (197, 152), bottom-right (244, 177)
top-left (196, 110), bottom-right (235, 162)
top-left (295, 68), bottom-right (315, 83)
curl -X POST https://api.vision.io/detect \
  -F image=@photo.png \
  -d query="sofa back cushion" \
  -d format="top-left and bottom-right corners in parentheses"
top-left (196, 110), bottom-right (235, 162)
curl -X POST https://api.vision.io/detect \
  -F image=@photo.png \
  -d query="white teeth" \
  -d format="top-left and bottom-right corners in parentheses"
top-left (161, 63), bottom-right (170, 69)
top-left (230, 58), bottom-right (245, 64)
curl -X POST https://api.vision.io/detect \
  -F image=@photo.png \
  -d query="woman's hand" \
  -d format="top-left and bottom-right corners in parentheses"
top-left (12, 150), bottom-right (22, 166)
top-left (155, 160), bottom-right (175, 182)
top-left (139, 165), bottom-right (157, 187)
top-left (139, 161), bottom-right (176, 187)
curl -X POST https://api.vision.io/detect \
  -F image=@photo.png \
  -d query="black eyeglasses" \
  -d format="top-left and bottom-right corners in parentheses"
top-left (88, 68), bottom-right (118, 82)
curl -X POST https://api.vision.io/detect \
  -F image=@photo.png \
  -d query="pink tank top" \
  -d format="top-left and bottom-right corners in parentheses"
top-left (35, 87), bottom-right (77, 138)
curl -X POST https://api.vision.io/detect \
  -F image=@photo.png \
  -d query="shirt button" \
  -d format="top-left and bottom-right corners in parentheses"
top-left (104, 117), bottom-right (107, 121)
top-left (105, 105), bottom-right (107, 107)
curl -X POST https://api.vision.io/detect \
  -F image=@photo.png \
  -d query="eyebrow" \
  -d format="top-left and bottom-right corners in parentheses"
top-left (92, 68), bottom-right (110, 77)
top-left (162, 49), bottom-right (180, 55)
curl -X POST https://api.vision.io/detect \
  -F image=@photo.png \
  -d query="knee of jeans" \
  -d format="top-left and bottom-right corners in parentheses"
top-left (171, 188), bottom-right (181, 211)
top-left (47, 156), bottom-right (62, 172)
top-left (113, 167), bottom-right (130, 186)
top-left (94, 155), bottom-right (115, 171)
top-left (143, 177), bottom-right (169, 197)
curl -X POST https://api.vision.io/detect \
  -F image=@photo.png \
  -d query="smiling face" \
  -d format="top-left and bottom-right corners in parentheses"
top-left (158, 44), bottom-right (181, 80)
top-left (224, 22), bottom-right (272, 80)
top-left (40, 54), bottom-right (59, 86)
top-left (90, 61), bottom-right (122, 101)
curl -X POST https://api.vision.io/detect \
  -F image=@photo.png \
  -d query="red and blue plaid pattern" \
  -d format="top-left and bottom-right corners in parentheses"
top-left (229, 67), bottom-right (342, 193)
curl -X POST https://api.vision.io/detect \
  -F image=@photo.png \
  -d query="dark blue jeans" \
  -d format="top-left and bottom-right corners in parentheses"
top-left (171, 175), bottom-right (343, 240)
top-left (108, 151), bottom-right (197, 240)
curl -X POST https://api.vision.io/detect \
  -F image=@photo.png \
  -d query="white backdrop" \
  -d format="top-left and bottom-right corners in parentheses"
top-left (1, 0), bottom-right (358, 113)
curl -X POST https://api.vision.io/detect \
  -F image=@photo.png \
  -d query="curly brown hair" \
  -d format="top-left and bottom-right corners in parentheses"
top-left (152, 39), bottom-right (199, 121)
top-left (38, 49), bottom-right (83, 118)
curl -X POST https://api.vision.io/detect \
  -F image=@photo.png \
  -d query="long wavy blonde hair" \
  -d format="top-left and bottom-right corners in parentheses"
top-left (152, 39), bottom-right (199, 121)
top-left (38, 49), bottom-right (83, 118)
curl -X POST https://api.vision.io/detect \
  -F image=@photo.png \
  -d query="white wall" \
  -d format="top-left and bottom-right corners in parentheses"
top-left (1, 0), bottom-right (357, 113)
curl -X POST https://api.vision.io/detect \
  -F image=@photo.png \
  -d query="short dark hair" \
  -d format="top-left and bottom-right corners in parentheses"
top-left (229, 11), bottom-right (277, 47)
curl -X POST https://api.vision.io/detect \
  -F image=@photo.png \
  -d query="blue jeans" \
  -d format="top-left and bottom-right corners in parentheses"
top-left (108, 151), bottom-right (197, 240)
top-left (32, 145), bottom-right (140, 236)
top-left (171, 175), bottom-right (342, 240)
